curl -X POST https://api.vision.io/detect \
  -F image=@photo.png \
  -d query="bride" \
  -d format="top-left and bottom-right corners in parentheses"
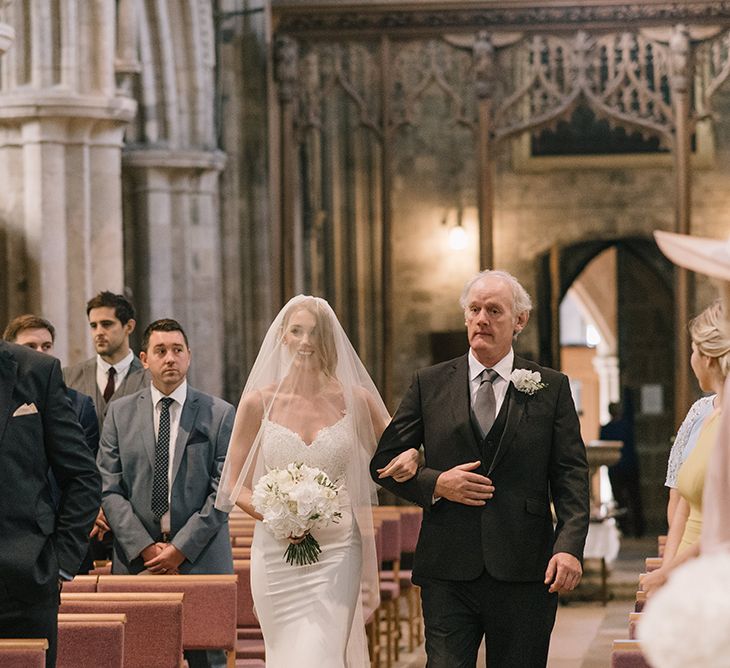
top-left (215, 295), bottom-right (418, 667)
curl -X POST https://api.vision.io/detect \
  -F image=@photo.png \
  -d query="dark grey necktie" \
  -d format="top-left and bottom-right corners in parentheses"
top-left (152, 397), bottom-right (174, 521)
top-left (474, 368), bottom-right (499, 437)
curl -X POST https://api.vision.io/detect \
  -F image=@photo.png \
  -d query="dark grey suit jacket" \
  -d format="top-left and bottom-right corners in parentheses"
top-left (371, 353), bottom-right (589, 584)
top-left (63, 356), bottom-right (149, 434)
top-left (98, 384), bottom-right (235, 575)
top-left (0, 342), bottom-right (101, 603)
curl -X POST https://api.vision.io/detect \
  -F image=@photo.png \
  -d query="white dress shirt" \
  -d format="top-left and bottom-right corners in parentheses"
top-left (96, 350), bottom-right (135, 397)
top-left (468, 347), bottom-right (514, 417)
top-left (150, 380), bottom-right (188, 533)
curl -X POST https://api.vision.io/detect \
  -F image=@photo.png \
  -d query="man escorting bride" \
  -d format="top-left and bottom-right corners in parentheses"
top-left (216, 295), bottom-right (417, 667)
top-left (371, 270), bottom-right (590, 668)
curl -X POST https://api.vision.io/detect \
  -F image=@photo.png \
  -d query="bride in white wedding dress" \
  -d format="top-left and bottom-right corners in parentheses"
top-left (215, 296), bottom-right (418, 667)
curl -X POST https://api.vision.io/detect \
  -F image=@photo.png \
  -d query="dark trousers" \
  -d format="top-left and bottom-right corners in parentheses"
top-left (185, 649), bottom-right (227, 668)
top-left (419, 570), bottom-right (558, 668)
top-left (0, 581), bottom-right (59, 668)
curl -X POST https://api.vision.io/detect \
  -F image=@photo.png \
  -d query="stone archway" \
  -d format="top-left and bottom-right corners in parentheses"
top-left (537, 237), bottom-right (676, 532)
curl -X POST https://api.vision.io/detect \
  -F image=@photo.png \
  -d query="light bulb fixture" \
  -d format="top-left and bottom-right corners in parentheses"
top-left (448, 224), bottom-right (468, 251)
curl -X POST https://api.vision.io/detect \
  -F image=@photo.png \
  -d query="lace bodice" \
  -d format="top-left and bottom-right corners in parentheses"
top-left (260, 415), bottom-right (352, 483)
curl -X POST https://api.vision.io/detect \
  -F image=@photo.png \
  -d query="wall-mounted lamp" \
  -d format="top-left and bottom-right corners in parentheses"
top-left (443, 208), bottom-right (468, 251)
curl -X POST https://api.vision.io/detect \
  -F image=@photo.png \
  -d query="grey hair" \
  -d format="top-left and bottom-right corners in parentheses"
top-left (459, 269), bottom-right (533, 316)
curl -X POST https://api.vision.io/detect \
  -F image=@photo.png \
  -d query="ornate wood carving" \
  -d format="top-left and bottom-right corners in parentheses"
top-left (275, 3), bottom-right (730, 37)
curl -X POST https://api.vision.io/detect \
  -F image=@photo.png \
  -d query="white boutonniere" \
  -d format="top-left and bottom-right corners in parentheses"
top-left (510, 369), bottom-right (547, 395)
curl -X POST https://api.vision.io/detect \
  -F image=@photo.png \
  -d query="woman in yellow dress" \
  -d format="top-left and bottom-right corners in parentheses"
top-left (642, 300), bottom-right (729, 596)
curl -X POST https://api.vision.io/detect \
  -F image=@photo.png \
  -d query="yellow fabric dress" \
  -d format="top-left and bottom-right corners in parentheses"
top-left (676, 410), bottom-right (721, 552)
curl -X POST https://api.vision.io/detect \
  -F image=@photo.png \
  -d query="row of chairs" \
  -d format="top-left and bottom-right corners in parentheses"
top-left (610, 535), bottom-right (667, 667)
top-left (1, 504), bottom-right (424, 668)
top-left (0, 572), bottom-right (242, 667)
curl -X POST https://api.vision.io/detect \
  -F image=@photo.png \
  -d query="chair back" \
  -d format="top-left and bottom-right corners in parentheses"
top-left (0, 639), bottom-right (47, 668)
top-left (57, 613), bottom-right (126, 668)
top-left (60, 592), bottom-right (183, 668)
top-left (98, 574), bottom-right (237, 653)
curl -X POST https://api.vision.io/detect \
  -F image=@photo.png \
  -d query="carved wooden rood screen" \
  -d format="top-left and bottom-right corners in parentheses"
top-left (271, 1), bottom-right (730, 407)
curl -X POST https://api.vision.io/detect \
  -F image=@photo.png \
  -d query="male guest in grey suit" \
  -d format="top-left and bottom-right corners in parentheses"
top-left (64, 291), bottom-right (149, 553)
top-left (98, 318), bottom-right (235, 668)
top-left (0, 341), bottom-right (101, 668)
top-left (371, 270), bottom-right (589, 668)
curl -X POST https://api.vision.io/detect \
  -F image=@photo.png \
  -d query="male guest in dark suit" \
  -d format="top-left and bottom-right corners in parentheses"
top-left (371, 270), bottom-right (589, 668)
top-left (0, 341), bottom-right (101, 668)
top-left (4, 314), bottom-right (99, 458)
top-left (98, 318), bottom-right (235, 668)
top-left (64, 291), bottom-right (149, 554)
top-left (4, 314), bottom-right (100, 574)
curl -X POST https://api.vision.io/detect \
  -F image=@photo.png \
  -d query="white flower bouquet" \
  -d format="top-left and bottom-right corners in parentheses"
top-left (251, 462), bottom-right (342, 566)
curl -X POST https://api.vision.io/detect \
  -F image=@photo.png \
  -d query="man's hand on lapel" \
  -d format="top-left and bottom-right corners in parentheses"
top-left (434, 461), bottom-right (495, 506)
top-left (544, 552), bottom-right (582, 593)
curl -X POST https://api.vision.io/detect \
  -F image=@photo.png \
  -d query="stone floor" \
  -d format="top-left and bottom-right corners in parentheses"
top-left (390, 536), bottom-right (655, 668)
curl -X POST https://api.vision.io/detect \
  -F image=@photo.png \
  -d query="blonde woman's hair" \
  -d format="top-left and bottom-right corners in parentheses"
top-left (689, 300), bottom-right (730, 378)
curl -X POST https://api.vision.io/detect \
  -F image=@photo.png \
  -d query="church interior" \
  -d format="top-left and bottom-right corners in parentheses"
top-left (2, 1), bottom-right (730, 666)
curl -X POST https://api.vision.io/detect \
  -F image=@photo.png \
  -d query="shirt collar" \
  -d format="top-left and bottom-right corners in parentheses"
top-left (150, 379), bottom-right (188, 409)
top-left (97, 349), bottom-right (134, 374)
top-left (468, 348), bottom-right (514, 383)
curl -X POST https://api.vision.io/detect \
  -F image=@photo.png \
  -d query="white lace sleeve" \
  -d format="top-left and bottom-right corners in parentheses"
top-left (665, 395), bottom-right (715, 487)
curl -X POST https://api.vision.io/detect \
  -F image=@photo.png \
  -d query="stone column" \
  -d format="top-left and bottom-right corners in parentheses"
top-left (0, 2), bottom-right (136, 364)
top-left (122, 149), bottom-right (227, 396)
top-left (0, 19), bottom-right (13, 56)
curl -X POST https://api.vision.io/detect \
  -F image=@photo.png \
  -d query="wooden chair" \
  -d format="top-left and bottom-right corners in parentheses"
top-left (0, 639), bottom-right (47, 668)
top-left (379, 506), bottom-right (423, 651)
top-left (232, 560), bottom-right (265, 661)
top-left (628, 612), bottom-right (642, 640)
top-left (610, 640), bottom-right (652, 667)
top-left (60, 592), bottom-right (183, 668)
top-left (98, 574), bottom-right (238, 668)
top-left (61, 574), bottom-right (98, 593)
top-left (645, 557), bottom-right (662, 573)
top-left (373, 512), bottom-right (402, 668)
top-left (57, 613), bottom-right (126, 668)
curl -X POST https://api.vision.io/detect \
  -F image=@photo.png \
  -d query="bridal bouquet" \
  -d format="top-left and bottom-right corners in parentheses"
top-left (252, 462), bottom-right (342, 566)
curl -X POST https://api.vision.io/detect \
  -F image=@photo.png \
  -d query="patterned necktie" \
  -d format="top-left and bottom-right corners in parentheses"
top-left (152, 397), bottom-right (174, 521)
top-left (474, 368), bottom-right (499, 437)
top-left (103, 366), bottom-right (117, 402)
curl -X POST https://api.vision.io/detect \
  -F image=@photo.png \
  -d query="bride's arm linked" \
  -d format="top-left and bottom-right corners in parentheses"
top-left (230, 393), bottom-right (264, 521)
top-left (362, 390), bottom-right (420, 483)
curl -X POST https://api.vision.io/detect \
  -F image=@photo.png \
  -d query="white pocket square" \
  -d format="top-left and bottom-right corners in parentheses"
top-left (12, 402), bottom-right (38, 417)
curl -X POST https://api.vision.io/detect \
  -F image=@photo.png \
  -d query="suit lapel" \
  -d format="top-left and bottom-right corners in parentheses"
top-left (0, 344), bottom-right (18, 444)
top-left (487, 355), bottom-right (530, 475)
top-left (138, 390), bottom-right (156, 469)
top-left (82, 359), bottom-right (98, 399)
top-left (448, 354), bottom-right (483, 464)
top-left (171, 387), bottom-right (198, 483)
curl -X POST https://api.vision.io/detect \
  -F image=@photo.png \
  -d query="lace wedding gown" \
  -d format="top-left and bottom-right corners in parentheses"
top-left (251, 414), bottom-right (367, 668)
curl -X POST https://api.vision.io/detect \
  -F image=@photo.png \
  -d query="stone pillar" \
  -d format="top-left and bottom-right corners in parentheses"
top-left (0, 19), bottom-right (13, 56)
top-left (122, 150), bottom-right (227, 396)
top-left (0, 2), bottom-right (135, 364)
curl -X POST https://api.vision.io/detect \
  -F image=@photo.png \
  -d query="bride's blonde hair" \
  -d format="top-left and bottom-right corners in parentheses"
top-left (690, 300), bottom-right (730, 378)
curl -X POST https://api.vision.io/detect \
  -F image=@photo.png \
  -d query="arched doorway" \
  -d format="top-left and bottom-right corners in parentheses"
top-left (537, 237), bottom-right (676, 533)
